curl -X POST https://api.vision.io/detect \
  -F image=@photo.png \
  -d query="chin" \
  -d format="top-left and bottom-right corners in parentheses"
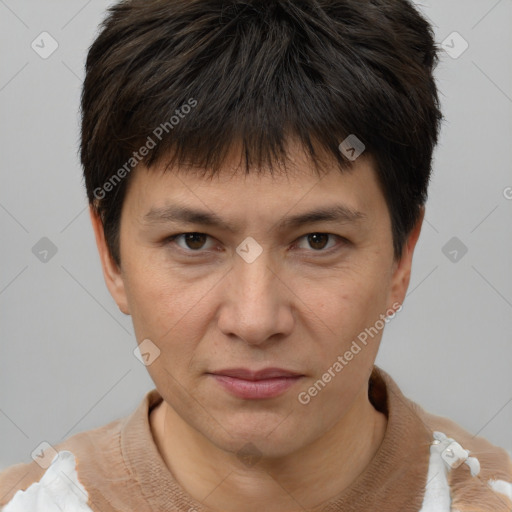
top-left (207, 417), bottom-right (312, 459)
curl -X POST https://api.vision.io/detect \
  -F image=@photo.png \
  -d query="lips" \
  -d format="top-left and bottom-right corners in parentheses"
top-left (207, 367), bottom-right (304, 399)
top-left (209, 367), bottom-right (303, 380)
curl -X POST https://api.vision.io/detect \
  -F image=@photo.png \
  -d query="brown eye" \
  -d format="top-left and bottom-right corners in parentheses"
top-left (182, 233), bottom-right (208, 250)
top-left (168, 232), bottom-right (214, 251)
top-left (307, 233), bottom-right (330, 250)
top-left (294, 233), bottom-right (346, 254)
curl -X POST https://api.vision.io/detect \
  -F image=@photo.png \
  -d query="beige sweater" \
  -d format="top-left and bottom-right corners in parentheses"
top-left (1, 366), bottom-right (511, 511)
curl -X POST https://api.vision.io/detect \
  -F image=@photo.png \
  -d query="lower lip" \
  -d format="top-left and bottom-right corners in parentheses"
top-left (209, 375), bottom-right (303, 399)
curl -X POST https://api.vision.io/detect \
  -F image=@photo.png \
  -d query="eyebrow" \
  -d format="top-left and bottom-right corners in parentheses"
top-left (142, 204), bottom-right (366, 232)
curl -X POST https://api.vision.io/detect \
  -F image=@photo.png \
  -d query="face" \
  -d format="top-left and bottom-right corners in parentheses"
top-left (91, 143), bottom-right (421, 459)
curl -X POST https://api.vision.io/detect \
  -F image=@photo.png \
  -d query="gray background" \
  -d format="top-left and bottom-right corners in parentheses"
top-left (1, 0), bottom-right (511, 471)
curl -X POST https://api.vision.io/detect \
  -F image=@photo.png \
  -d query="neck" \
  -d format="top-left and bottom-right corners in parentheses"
top-left (150, 384), bottom-right (387, 512)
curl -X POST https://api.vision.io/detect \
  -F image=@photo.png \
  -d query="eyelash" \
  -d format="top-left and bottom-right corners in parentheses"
top-left (163, 232), bottom-right (347, 256)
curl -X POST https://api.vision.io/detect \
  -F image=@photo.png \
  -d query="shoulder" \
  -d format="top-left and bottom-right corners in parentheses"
top-left (375, 366), bottom-right (512, 511)
top-left (416, 406), bottom-right (512, 511)
top-left (0, 450), bottom-right (93, 511)
top-left (0, 415), bottom-right (125, 510)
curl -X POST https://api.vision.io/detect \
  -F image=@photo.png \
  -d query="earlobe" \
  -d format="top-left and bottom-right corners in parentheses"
top-left (387, 207), bottom-right (425, 311)
top-left (88, 206), bottom-right (131, 315)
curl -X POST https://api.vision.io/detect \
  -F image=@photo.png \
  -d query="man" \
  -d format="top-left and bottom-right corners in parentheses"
top-left (1, 0), bottom-right (511, 511)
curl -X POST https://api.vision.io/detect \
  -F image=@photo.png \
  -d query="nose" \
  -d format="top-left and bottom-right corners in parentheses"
top-left (216, 251), bottom-right (295, 346)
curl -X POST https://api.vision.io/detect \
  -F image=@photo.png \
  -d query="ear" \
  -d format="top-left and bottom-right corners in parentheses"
top-left (387, 207), bottom-right (425, 312)
top-left (89, 206), bottom-right (131, 315)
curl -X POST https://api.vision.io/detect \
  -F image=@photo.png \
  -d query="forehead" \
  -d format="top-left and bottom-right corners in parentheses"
top-left (130, 142), bottom-right (377, 193)
top-left (121, 140), bottom-right (387, 230)
top-left (120, 162), bottom-right (392, 253)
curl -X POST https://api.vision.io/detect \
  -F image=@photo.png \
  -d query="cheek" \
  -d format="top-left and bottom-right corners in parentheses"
top-left (302, 264), bottom-right (391, 336)
top-left (125, 267), bottom-right (212, 391)
top-left (292, 268), bottom-right (390, 421)
top-left (124, 255), bottom-right (210, 338)
top-left (122, 256), bottom-right (226, 380)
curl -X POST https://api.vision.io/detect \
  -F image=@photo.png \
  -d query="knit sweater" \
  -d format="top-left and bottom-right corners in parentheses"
top-left (1, 366), bottom-right (511, 512)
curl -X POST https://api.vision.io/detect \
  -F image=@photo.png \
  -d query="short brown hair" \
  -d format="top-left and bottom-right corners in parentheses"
top-left (80, 0), bottom-right (443, 266)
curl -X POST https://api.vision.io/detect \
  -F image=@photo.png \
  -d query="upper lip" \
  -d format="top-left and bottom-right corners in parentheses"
top-left (209, 368), bottom-right (304, 380)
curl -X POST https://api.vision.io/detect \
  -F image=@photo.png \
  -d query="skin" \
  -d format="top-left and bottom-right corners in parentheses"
top-left (90, 141), bottom-right (423, 512)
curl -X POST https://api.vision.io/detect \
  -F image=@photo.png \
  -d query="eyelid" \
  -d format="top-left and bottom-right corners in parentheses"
top-left (164, 233), bottom-right (217, 253)
top-left (164, 232), bottom-right (347, 254)
top-left (292, 233), bottom-right (346, 253)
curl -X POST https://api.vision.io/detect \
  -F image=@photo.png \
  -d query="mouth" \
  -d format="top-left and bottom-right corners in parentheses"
top-left (206, 367), bottom-right (305, 400)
